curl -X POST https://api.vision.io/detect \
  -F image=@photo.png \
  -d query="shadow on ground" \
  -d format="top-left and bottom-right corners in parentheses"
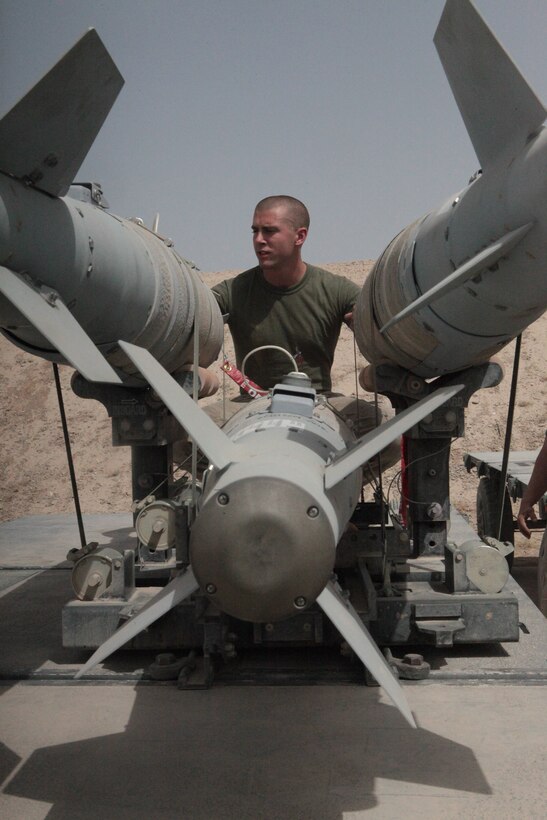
top-left (2, 682), bottom-right (491, 819)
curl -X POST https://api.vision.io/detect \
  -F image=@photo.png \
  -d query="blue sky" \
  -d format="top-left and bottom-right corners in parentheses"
top-left (1, 0), bottom-right (546, 272)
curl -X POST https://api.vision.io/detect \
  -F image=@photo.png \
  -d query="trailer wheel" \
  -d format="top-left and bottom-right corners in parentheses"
top-left (476, 476), bottom-right (514, 567)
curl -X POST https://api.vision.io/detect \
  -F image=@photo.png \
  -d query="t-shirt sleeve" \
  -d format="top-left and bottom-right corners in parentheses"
top-left (211, 279), bottom-right (231, 315)
top-left (338, 276), bottom-right (361, 314)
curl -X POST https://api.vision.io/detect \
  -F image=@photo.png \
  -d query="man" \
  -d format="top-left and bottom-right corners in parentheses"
top-left (517, 434), bottom-right (547, 615)
top-left (212, 195), bottom-right (359, 394)
top-left (207, 195), bottom-right (398, 470)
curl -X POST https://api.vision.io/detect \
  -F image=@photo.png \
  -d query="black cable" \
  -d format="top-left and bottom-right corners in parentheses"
top-left (497, 333), bottom-right (522, 540)
top-left (52, 363), bottom-right (86, 548)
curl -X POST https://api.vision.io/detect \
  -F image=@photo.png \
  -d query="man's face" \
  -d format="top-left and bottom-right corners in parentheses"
top-left (252, 206), bottom-right (307, 270)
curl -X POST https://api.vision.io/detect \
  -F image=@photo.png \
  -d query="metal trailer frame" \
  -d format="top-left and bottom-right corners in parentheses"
top-left (61, 362), bottom-right (523, 685)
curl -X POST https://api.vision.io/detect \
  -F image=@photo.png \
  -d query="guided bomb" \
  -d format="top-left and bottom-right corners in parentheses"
top-left (0, 30), bottom-right (222, 384)
top-left (74, 342), bottom-right (461, 728)
top-left (355, 0), bottom-right (547, 378)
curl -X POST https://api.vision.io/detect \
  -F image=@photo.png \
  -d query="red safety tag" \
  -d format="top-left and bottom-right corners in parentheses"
top-left (221, 357), bottom-right (269, 398)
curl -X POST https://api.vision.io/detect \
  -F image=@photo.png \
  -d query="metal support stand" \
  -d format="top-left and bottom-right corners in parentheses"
top-left (374, 361), bottom-right (504, 556)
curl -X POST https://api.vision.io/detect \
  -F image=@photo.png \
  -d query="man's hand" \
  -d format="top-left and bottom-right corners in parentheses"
top-left (516, 436), bottom-right (547, 539)
top-left (343, 311), bottom-right (354, 330)
top-left (517, 503), bottom-right (537, 539)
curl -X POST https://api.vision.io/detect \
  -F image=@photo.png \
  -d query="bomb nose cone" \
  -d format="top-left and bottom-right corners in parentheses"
top-left (190, 476), bottom-right (335, 622)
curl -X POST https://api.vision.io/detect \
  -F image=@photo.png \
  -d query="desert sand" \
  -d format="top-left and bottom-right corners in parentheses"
top-left (1, 260), bottom-right (545, 558)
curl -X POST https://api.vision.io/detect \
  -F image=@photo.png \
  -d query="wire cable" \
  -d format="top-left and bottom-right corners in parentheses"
top-left (52, 363), bottom-right (86, 548)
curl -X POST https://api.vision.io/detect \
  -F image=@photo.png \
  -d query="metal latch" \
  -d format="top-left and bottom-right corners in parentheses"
top-left (415, 618), bottom-right (466, 647)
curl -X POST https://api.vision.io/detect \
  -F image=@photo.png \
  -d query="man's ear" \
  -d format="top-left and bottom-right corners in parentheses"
top-left (295, 227), bottom-right (308, 247)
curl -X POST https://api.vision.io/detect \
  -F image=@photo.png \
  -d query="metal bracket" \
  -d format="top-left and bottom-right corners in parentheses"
top-left (177, 654), bottom-right (215, 689)
top-left (384, 649), bottom-right (431, 680)
top-left (415, 618), bottom-right (466, 646)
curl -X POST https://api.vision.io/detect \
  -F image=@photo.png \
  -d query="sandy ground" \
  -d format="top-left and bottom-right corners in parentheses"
top-left (1, 260), bottom-right (545, 557)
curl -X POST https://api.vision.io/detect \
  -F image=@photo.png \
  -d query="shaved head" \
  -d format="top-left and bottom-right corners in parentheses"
top-left (255, 196), bottom-right (310, 230)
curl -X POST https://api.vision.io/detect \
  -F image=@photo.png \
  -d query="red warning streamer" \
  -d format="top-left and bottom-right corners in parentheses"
top-left (221, 357), bottom-right (269, 398)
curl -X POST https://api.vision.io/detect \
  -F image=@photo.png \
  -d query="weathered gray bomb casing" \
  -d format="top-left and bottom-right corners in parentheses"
top-left (0, 29), bottom-right (223, 384)
top-left (0, 177), bottom-right (222, 380)
top-left (355, 0), bottom-right (547, 378)
top-left (190, 381), bottom-right (362, 622)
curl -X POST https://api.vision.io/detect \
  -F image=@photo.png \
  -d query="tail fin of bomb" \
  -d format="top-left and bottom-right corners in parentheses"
top-left (74, 568), bottom-right (200, 679)
top-left (0, 29), bottom-right (124, 197)
top-left (317, 581), bottom-right (416, 728)
top-left (379, 222), bottom-right (534, 334)
top-left (119, 341), bottom-right (239, 470)
top-left (0, 267), bottom-right (122, 384)
top-left (434, 0), bottom-right (546, 169)
top-left (324, 383), bottom-right (463, 490)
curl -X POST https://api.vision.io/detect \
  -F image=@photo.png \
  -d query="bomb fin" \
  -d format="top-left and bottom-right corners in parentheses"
top-left (380, 222), bottom-right (534, 334)
top-left (75, 568), bottom-right (200, 678)
top-left (0, 29), bottom-right (124, 196)
top-left (324, 384), bottom-right (462, 490)
top-left (120, 341), bottom-right (239, 470)
top-left (434, 0), bottom-right (546, 169)
top-left (0, 267), bottom-right (122, 384)
top-left (317, 580), bottom-right (416, 727)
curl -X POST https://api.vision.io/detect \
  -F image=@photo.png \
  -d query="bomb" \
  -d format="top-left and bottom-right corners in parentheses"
top-left (354, 0), bottom-right (547, 378)
top-left (0, 30), bottom-right (222, 385)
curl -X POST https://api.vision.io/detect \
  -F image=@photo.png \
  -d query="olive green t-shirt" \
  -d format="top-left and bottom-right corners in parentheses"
top-left (212, 265), bottom-right (360, 391)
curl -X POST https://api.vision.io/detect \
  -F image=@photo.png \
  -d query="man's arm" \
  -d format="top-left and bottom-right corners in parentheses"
top-left (517, 435), bottom-right (547, 538)
top-left (211, 279), bottom-right (230, 316)
top-left (339, 277), bottom-right (361, 330)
